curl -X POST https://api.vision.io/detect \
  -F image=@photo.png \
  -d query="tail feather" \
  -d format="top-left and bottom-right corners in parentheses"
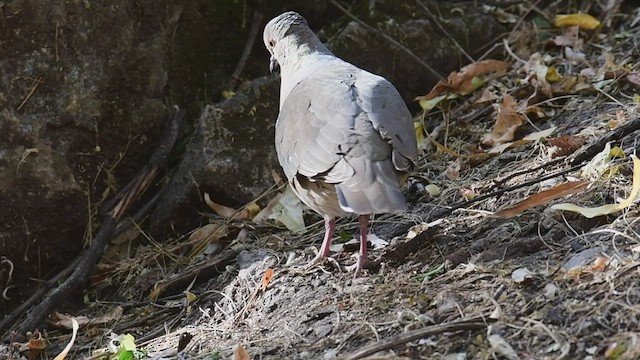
top-left (336, 159), bottom-right (407, 214)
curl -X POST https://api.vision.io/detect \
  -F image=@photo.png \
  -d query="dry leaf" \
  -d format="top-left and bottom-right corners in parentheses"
top-left (53, 317), bottom-right (79, 360)
top-left (445, 160), bottom-right (461, 180)
top-left (551, 25), bottom-right (583, 49)
top-left (511, 268), bottom-right (534, 284)
top-left (261, 268), bottom-right (274, 291)
top-left (233, 344), bottom-right (250, 360)
top-left (552, 154), bottom-right (640, 217)
top-left (187, 223), bottom-right (229, 257)
top-left (555, 13), bottom-right (601, 30)
top-left (482, 94), bottom-right (525, 146)
top-left (547, 135), bottom-right (587, 157)
top-left (488, 334), bottom-right (520, 360)
top-left (592, 256), bottom-right (610, 272)
top-left (417, 60), bottom-right (509, 102)
top-left (493, 180), bottom-right (590, 218)
top-left (204, 192), bottom-right (258, 220)
top-left (522, 53), bottom-right (553, 97)
top-left (13, 331), bottom-right (46, 360)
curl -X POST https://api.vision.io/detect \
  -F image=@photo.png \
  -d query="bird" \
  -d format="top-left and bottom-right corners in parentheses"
top-left (263, 11), bottom-right (418, 276)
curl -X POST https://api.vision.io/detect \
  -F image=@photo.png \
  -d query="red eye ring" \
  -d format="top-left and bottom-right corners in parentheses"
top-left (269, 39), bottom-right (276, 47)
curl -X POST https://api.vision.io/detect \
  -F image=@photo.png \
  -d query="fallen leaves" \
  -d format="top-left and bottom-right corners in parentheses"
top-left (493, 180), bottom-right (590, 218)
top-left (416, 59), bottom-right (510, 110)
top-left (482, 94), bottom-right (525, 146)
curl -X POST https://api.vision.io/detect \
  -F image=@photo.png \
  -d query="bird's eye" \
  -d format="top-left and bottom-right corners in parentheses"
top-left (269, 39), bottom-right (276, 47)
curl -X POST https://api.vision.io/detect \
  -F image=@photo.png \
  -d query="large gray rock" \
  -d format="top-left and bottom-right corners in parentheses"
top-left (149, 76), bottom-right (281, 234)
top-left (0, 0), bottom-right (176, 312)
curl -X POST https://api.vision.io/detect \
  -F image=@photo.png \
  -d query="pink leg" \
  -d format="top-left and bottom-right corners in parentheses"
top-left (307, 217), bottom-right (335, 267)
top-left (352, 214), bottom-right (370, 277)
top-left (318, 217), bottom-right (336, 258)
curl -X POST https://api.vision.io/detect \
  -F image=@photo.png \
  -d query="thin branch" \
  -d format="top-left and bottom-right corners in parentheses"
top-left (329, 0), bottom-right (445, 82)
top-left (2, 108), bottom-right (184, 341)
top-left (344, 314), bottom-right (495, 359)
top-left (226, 0), bottom-right (266, 91)
top-left (414, 0), bottom-right (474, 63)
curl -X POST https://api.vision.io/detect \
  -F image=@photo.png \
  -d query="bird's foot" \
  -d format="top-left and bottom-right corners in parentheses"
top-left (288, 251), bottom-right (341, 275)
top-left (345, 255), bottom-right (369, 278)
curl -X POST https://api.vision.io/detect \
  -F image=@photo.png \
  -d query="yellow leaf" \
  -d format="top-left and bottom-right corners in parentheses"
top-left (555, 13), bottom-right (601, 30)
top-left (551, 155), bottom-right (640, 217)
top-left (414, 121), bottom-right (426, 147)
top-left (546, 66), bottom-right (562, 82)
top-left (610, 146), bottom-right (625, 158)
top-left (418, 94), bottom-right (448, 111)
top-left (185, 291), bottom-right (197, 303)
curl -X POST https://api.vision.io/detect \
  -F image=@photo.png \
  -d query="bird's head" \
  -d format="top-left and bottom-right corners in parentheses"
top-left (263, 11), bottom-right (312, 73)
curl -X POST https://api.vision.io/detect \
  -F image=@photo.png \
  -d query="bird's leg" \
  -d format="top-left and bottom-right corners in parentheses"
top-left (307, 216), bottom-right (336, 266)
top-left (348, 214), bottom-right (370, 277)
top-left (319, 217), bottom-right (335, 258)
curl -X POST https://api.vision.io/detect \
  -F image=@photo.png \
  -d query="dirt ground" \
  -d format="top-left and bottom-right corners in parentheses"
top-left (5, 3), bottom-right (640, 360)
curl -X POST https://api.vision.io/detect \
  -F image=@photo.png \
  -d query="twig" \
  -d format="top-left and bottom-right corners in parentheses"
top-left (17, 76), bottom-right (42, 112)
top-left (570, 116), bottom-right (640, 165)
top-left (344, 314), bottom-right (495, 359)
top-left (493, 157), bottom-right (565, 186)
top-left (2, 108), bottom-right (184, 341)
top-left (413, 0), bottom-right (474, 63)
top-left (427, 162), bottom-right (584, 221)
top-left (226, 0), bottom-right (266, 91)
top-left (329, 0), bottom-right (445, 82)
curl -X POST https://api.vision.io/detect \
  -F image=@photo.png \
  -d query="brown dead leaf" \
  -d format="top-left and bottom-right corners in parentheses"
top-left (49, 311), bottom-right (90, 329)
top-left (187, 223), bottom-right (229, 257)
top-left (233, 344), bottom-right (250, 360)
top-left (482, 94), bottom-right (526, 146)
top-left (550, 25), bottom-right (583, 49)
top-left (445, 160), bottom-right (461, 180)
top-left (547, 135), bottom-right (587, 157)
top-left (591, 256), bottom-right (609, 272)
top-left (493, 180), bottom-right (590, 218)
top-left (204, 192), bottom-right (258, 220)
top-left (13, 331), bottom-right (46, 360)
top-left (608, 110), bottom-right (627, 129)
top-left (523, 53), bottom-right (553, 97)
top-left (261, 268), bottom-right (274, 291)
top-left (417, 59), bottom-right (510, 101)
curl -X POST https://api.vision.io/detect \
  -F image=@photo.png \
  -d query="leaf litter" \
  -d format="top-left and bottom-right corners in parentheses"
top-left (28, 3), bottom-right (640, 360)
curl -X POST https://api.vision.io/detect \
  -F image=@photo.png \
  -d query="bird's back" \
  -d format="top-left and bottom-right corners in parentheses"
top-left (276, 59), bottom-right (417, 216)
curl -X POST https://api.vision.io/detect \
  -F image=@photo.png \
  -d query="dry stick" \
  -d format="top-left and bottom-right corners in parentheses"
top-left (3, 109), bottom-right (184, 341)
top-left (226, 0), bottom-right (266, 91)
top-left (570, 116), bottom-right (640, 165)
top-left (329, 0), bottom-right (445, 82)
top-left (344, 315), bottom-right (496, 360)
top-left (0, 256), bottom-right (81, 335)
top-left (493, 157), bottom-right (566, 187)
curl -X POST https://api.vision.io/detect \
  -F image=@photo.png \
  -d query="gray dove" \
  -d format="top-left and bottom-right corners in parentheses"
top-left (263, 11), bottom-right (417, 276)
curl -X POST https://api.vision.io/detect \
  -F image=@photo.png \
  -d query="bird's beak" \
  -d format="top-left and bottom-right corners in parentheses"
top-left (269, 55), bottom-right (279, 73)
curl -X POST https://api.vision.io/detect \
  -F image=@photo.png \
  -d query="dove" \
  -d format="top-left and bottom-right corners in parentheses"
top-left (264, 11), bottom-right (417, 276)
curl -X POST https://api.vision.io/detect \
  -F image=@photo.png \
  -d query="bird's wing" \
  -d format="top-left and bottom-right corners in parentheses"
top-left (354, 74), bottom-right (418, 172)
top-left (275, 73), bottom-right (359, 183)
